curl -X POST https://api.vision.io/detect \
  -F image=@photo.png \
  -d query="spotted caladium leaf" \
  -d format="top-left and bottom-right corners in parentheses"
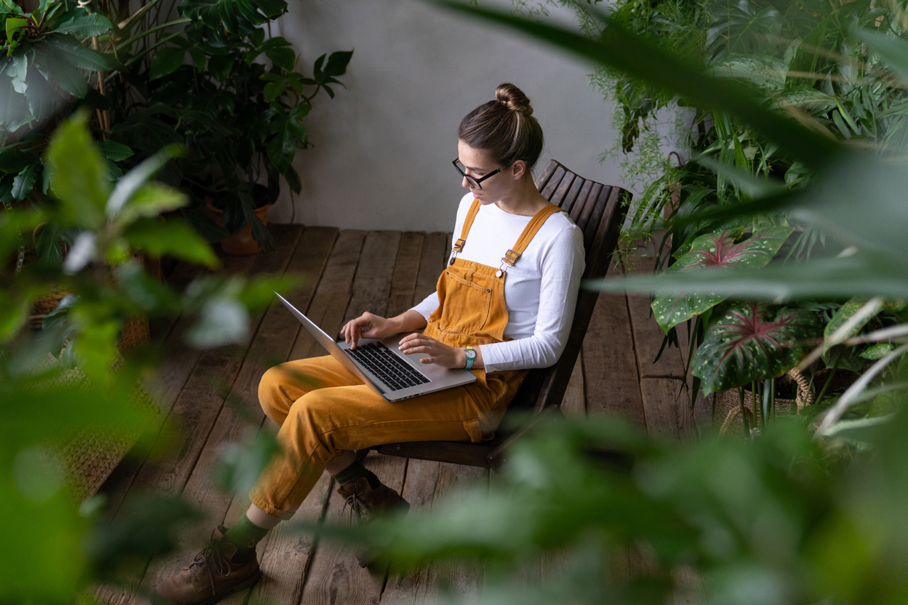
top-left (692, 302), bottom-right (820, 395)
top-left (652, 227), bottom-right (792, 332)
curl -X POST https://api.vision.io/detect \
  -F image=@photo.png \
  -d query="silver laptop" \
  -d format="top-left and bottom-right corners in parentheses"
top-left (276, 293), bottom-right (476, 402)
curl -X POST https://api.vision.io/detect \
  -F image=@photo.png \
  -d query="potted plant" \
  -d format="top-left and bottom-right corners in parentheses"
top-left (110, 21), bottom-right (352, 254)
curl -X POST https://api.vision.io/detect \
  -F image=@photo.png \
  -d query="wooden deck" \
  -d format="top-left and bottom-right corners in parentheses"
top-left (95, 224), bottom-right (710, 605)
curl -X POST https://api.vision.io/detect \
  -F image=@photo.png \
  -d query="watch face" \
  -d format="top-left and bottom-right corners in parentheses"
top-left (466, 349), bottom-right (477, 360)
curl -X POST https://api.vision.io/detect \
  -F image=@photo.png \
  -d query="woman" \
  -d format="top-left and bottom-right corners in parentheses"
top-left (156, 83), bottom-right (585, 605)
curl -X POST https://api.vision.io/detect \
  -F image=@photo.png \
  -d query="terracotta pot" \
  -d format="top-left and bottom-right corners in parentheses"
top-left (206, 201), bottom-right (271, 256)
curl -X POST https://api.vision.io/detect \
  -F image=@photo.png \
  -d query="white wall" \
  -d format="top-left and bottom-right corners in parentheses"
top-left (269, 0), bottom-right (625, 232)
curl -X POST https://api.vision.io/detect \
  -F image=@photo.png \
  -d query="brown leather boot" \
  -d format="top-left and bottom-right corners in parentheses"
top-left (154, 526), bottom-right (261, 605)
top-left (336, 477), bottom-right (410, 567)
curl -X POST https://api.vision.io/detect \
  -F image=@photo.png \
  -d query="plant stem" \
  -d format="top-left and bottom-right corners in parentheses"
top-left (751, 381), bottom-right (757, 430)
top-left (115, 17), bottom-right (190, 52)
top-left (738, 386), bottom-right (749, 436)
top-left (815, 348), bottom-right (845, 407)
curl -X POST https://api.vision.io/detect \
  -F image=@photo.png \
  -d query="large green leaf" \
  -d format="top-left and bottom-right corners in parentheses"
top-left (438, 1), bottom-right (839, 171)
top-left (692, 302), bottom-right (820, 394)
top-left (651, 226), bottom-right (792, 331)
top-left (106, 144), bottom-right (181, 220)
top-left (46, 114), bottom-right (109, 229)
top-left (97, 141), bottom-right (134, 162)
top-left (266, 127), bottom-right (293, 174)
top-left (46, 37), bottom-right (110, 71)
top-left (33, 42), bottom-right (88, 98)
top-left (0, 74), bottom-right (33, 132)
top-left (51, 12), bottom-right (112, 37)
top-left (11, 161), bottom-right (39, 200)
top-left (114, 182), bottom-right (186, 226)
top-left (588, 251), bottom-right (908, 301)
top-left (123, 217), bottom-right (218, 268)
top-left (149, 47), bottom-right (186, 80)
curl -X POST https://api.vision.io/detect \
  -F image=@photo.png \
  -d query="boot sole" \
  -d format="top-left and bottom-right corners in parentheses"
top-left (153, 569), bottom-right (262, 605)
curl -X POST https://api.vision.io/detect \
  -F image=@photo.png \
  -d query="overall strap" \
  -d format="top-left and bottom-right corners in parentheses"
top-left (452, 198), bottom-right (482, 253)
top-left (500, 204), bottom-right (563, 269)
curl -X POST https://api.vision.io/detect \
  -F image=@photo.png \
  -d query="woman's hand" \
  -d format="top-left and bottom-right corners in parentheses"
top-left (398, 333), bottom-right (468, 368)
top-left (342, 312), bottom-right (397, 349)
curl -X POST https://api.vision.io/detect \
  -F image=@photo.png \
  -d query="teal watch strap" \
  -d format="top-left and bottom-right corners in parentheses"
top-left (465, 346), bottom-right (476, 370)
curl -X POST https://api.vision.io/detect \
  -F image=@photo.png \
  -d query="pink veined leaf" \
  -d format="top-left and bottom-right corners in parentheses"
top-left (652, 226), bottom-right (792, 333)
top-left (692, 301), bottom-right (821, 395)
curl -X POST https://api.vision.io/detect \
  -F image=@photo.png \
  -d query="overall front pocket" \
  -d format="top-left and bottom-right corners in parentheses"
top-left (437, 269), bottom-right (494, 334)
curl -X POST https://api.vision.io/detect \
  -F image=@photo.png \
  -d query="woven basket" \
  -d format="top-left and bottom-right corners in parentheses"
top-left (35, 354), bottom-right (159, 501)
top-left (714, 368), bottom-right (814, 437)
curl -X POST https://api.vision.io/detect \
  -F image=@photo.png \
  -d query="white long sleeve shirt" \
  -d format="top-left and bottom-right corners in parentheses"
top-left (411, 192), bottom-right (586, 373)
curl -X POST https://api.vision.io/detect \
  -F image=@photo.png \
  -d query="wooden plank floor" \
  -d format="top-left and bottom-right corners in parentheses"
top-left (95, 225), bottom-right (708, 605)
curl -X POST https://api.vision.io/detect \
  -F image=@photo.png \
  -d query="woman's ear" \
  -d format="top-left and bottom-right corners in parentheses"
top-left (511, 160), bottom-right (526, 180)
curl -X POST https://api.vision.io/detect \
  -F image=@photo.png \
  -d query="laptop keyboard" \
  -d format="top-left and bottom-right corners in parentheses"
top-left (345, 342), bottom-right (430, 392)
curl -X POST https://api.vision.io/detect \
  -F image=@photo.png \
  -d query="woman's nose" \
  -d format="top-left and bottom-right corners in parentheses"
top-left (461, 175), bottom-right (470, 189)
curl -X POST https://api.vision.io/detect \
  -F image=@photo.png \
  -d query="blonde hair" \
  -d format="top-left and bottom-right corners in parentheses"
top-left (457, 83), bottom-right (544, 172)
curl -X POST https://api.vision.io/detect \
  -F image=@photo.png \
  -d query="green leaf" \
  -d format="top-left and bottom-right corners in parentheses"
top-left (692, 302), bottom-right (820, 394)
top-left (0, 147), bottom-right (31, 173)
top-left (266, 127), bottom-right (293, 174)
top-left (46, 113), bottom-right (109, 229)
top-left (322, 49), bottom-right (353, 77)
top-left (264, 46), bottom-right (294, 71)
top-left (587, 251), bottom-right (908, 301)
top-left (651, 227), bottom-right (792, 332)
top-left (187, 46), bottom-right (207, 71)
top-left (46, 37), bottom-right (110, 71)
top-left (106, 144), bottom-right (181, 220)
top-left (207, 54), bottom-right (235, 82)
top-left (33, 42), bottom-right (88, 98)
top-left (824, 298), bottom-right (883, 344)
top-left (0, 73), bottom-right (34, 132)
top-left (114, 182), bottom-right (187, 226)
top-left (123, 217), bottom-right (218, 268)
top-left (283, 165), bottom-right (300, 194)
top-left (11, 161), bottom-right (39, 200)
top-left (853, 27), bottom-right (908, 88)
top-left (263, 79), bottom-right (285, 103)
top-left (97, 140), bottom-right (134, 162)
top-left (51, 12), bottom-right (112, 37)
top-left (150, 47), bottom-right (186, 80)
top-left (861, 343), bottom-right (895, 360)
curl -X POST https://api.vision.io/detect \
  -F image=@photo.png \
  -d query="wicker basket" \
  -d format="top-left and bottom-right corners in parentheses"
top-left (714, 368), bottom-right (814, 437)
top-left (36, 354), bottom-right (159, 501)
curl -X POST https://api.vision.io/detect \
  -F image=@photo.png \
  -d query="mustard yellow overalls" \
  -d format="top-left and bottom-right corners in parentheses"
top-left (251, 201), bottom-right (563, 518)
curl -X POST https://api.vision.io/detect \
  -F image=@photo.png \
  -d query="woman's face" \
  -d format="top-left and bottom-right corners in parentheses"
top-left (456, 140), bottom-right (513, 205)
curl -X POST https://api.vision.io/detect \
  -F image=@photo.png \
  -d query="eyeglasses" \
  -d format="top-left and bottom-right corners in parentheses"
top-left (453, 158), bottom-right (500, 190)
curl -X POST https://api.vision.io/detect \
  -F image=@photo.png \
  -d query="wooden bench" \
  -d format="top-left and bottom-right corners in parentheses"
top-left (371, 160), bottom-right (631, 469)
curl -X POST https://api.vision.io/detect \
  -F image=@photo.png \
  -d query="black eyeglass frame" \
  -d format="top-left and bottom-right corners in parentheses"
top-left (453, 158), bottom-right (501, 190)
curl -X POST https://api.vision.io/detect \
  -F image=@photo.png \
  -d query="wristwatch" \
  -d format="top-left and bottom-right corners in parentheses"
top-left (464, 346), bottom-right (476, 370)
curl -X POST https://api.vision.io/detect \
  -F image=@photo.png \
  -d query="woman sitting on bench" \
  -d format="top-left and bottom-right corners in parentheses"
top-left (156, 82), bottom-right (586, 605)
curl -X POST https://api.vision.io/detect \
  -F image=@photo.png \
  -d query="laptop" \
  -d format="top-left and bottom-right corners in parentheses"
top-left (276, 293), bottom-right (477, 402)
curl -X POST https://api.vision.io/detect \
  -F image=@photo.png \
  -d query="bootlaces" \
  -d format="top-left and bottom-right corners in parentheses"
top-left (188, 542), bottom-right (231, 595)
top-left (342, 492), bottom-right (372, 522)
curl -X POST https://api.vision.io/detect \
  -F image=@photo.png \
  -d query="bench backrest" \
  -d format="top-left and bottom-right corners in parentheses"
top-left (505, 160), bottom-right (631, 416)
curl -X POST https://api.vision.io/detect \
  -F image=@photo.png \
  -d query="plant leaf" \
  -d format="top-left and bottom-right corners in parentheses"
top-left (11, 161), bottom-right (39, 200)
top-left (123, 217), bottom-right (218, 268)
top-left (115, 182), bottom-right (187, 226)
top-left (150, 47), bottom-right (186, 80)
top-left (51, 12), bottom-right (112, 37)
top-left (106, 144), bottom-right (181, 220)
top-left (692, 302), bottom-right (820, 394)
top-left (266, 127), bottom-right (293, 174)
top-left (46, 37), bottom-right (111, 71)
top-left (651, 227), bottom-right (792, 331)
top-left (97, 140), bottom-right (134, 162)
top-left (46, 114), bottom-right (109, 229)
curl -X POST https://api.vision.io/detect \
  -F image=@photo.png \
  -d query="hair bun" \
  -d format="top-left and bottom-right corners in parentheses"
top-left (495, 83), bottom-right (533, 116)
